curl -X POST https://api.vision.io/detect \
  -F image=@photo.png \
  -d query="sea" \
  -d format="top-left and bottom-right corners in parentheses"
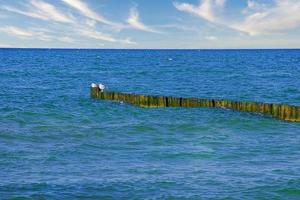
top-left (0, 49), bottom-right (300, 199)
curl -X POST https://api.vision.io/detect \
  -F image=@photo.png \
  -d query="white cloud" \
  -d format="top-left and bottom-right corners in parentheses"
top-left (0, 26), bottom-right (55, 41)
top-left (0, 26), bottom-right (76, 43)
top-left (8, 1), bottom-right (73, 23)
top-left (127, 7), bottom-right (160, 33)
top-left (2, 5), bottom-right (46, 21)
top-left (233, 0), bottom-right (300, 35)
top-left (0, 43), bottom-right (12, 48)
top-left (85, 19), bottom-right (97, 28)
top-left (2, 0), bottom-right (75, 24)
top-left (1, 0), bottom-right (136, 45)
top-left (61, 0), bottom-right (122, 28)
top-left (80, 29), bottom-right (118, 42)
top-left (205, 35), bottom-right (218, 41)
top-left (79, 29), bottom-right (136, 44)
top-left (120, 38), bottom-right (137, 45)
top-left (215, 0), bottom-right (226, 7)
top-left (61, 0), bottom-right (160, 33)
top-left (174, 0), bottom-right (225, 24)
top-left (30, 0), bottom-right (75, 23)
top-left (0, 26), bottom-right (33, 37)
top-left (57, 36), bottom-right (75, 43)
top-left (156, 24), bottom-right (200, 32)
top-left (174, 0), bottom-right (300, 35)
top-left (0, 25), bottom-right (125, 45)
top-left (246, 0), bottom-right (261, 10)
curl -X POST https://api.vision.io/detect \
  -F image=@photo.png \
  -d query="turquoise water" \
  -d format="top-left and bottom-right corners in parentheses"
top-left (1, 49), bottom-right (300, 199)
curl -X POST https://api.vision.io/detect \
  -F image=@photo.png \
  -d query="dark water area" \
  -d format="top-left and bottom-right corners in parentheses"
top-left (0, 49), bottom-right (300, 199)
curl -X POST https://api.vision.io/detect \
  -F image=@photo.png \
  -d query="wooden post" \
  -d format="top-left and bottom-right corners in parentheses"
top-left (91, 86), bottom-right (300, 122)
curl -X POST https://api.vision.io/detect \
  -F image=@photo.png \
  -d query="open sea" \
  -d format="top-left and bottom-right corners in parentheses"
top-left (0, 49), bottom-right (300, 199)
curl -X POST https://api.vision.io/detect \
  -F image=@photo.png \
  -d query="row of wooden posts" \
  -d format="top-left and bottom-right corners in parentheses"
top-left (91, 87), bottom-right (300, 122)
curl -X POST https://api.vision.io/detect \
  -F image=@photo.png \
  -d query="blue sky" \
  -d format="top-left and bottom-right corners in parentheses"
top-left (0, 0), bottom-right (300, 48)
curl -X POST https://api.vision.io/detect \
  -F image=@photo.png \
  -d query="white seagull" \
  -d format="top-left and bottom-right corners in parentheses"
top-left (91, 83), bottom-right (98, 88)
top-left (98, 83), bottom-right (105, 91)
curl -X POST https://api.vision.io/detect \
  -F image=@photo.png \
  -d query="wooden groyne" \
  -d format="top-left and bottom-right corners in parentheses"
top-left (91, 86), bottom-right (300, 122)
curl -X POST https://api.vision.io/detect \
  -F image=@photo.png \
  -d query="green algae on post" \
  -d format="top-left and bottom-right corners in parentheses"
top-left (90, 86), bottom-right (300, 122)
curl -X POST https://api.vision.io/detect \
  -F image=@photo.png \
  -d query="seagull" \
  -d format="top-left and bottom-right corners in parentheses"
top-left (98, 83), bottom-right (105, 91)
top-left (91, 83), bottom-right (98, 88)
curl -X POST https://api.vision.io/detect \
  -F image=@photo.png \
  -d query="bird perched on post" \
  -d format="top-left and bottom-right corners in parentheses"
top-left (91, 83), bottom-right (98, 88)
top-left (98, 83), bottom-right (105, 92)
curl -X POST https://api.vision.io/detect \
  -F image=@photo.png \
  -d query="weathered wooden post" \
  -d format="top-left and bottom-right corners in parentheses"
top-left (90, 84), bottom-right (300, 122)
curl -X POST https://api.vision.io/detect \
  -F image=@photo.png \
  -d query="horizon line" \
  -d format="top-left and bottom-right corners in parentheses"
top-left (0, 47), bottom-right (300, 50)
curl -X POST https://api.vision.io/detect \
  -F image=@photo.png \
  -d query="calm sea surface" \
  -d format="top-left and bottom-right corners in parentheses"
top-left (0, 49), bottom-right (300, 199)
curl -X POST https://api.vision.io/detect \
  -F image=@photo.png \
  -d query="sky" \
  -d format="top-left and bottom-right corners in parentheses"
top-left (0, 0), bottom-right (300, 49)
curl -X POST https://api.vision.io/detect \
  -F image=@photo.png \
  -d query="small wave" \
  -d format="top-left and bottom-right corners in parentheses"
top-left (278, 188), bottom-right (300, 196)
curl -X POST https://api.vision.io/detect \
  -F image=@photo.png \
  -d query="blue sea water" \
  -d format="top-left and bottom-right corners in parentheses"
top-left (0, 49), bottom-right (300, 199)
